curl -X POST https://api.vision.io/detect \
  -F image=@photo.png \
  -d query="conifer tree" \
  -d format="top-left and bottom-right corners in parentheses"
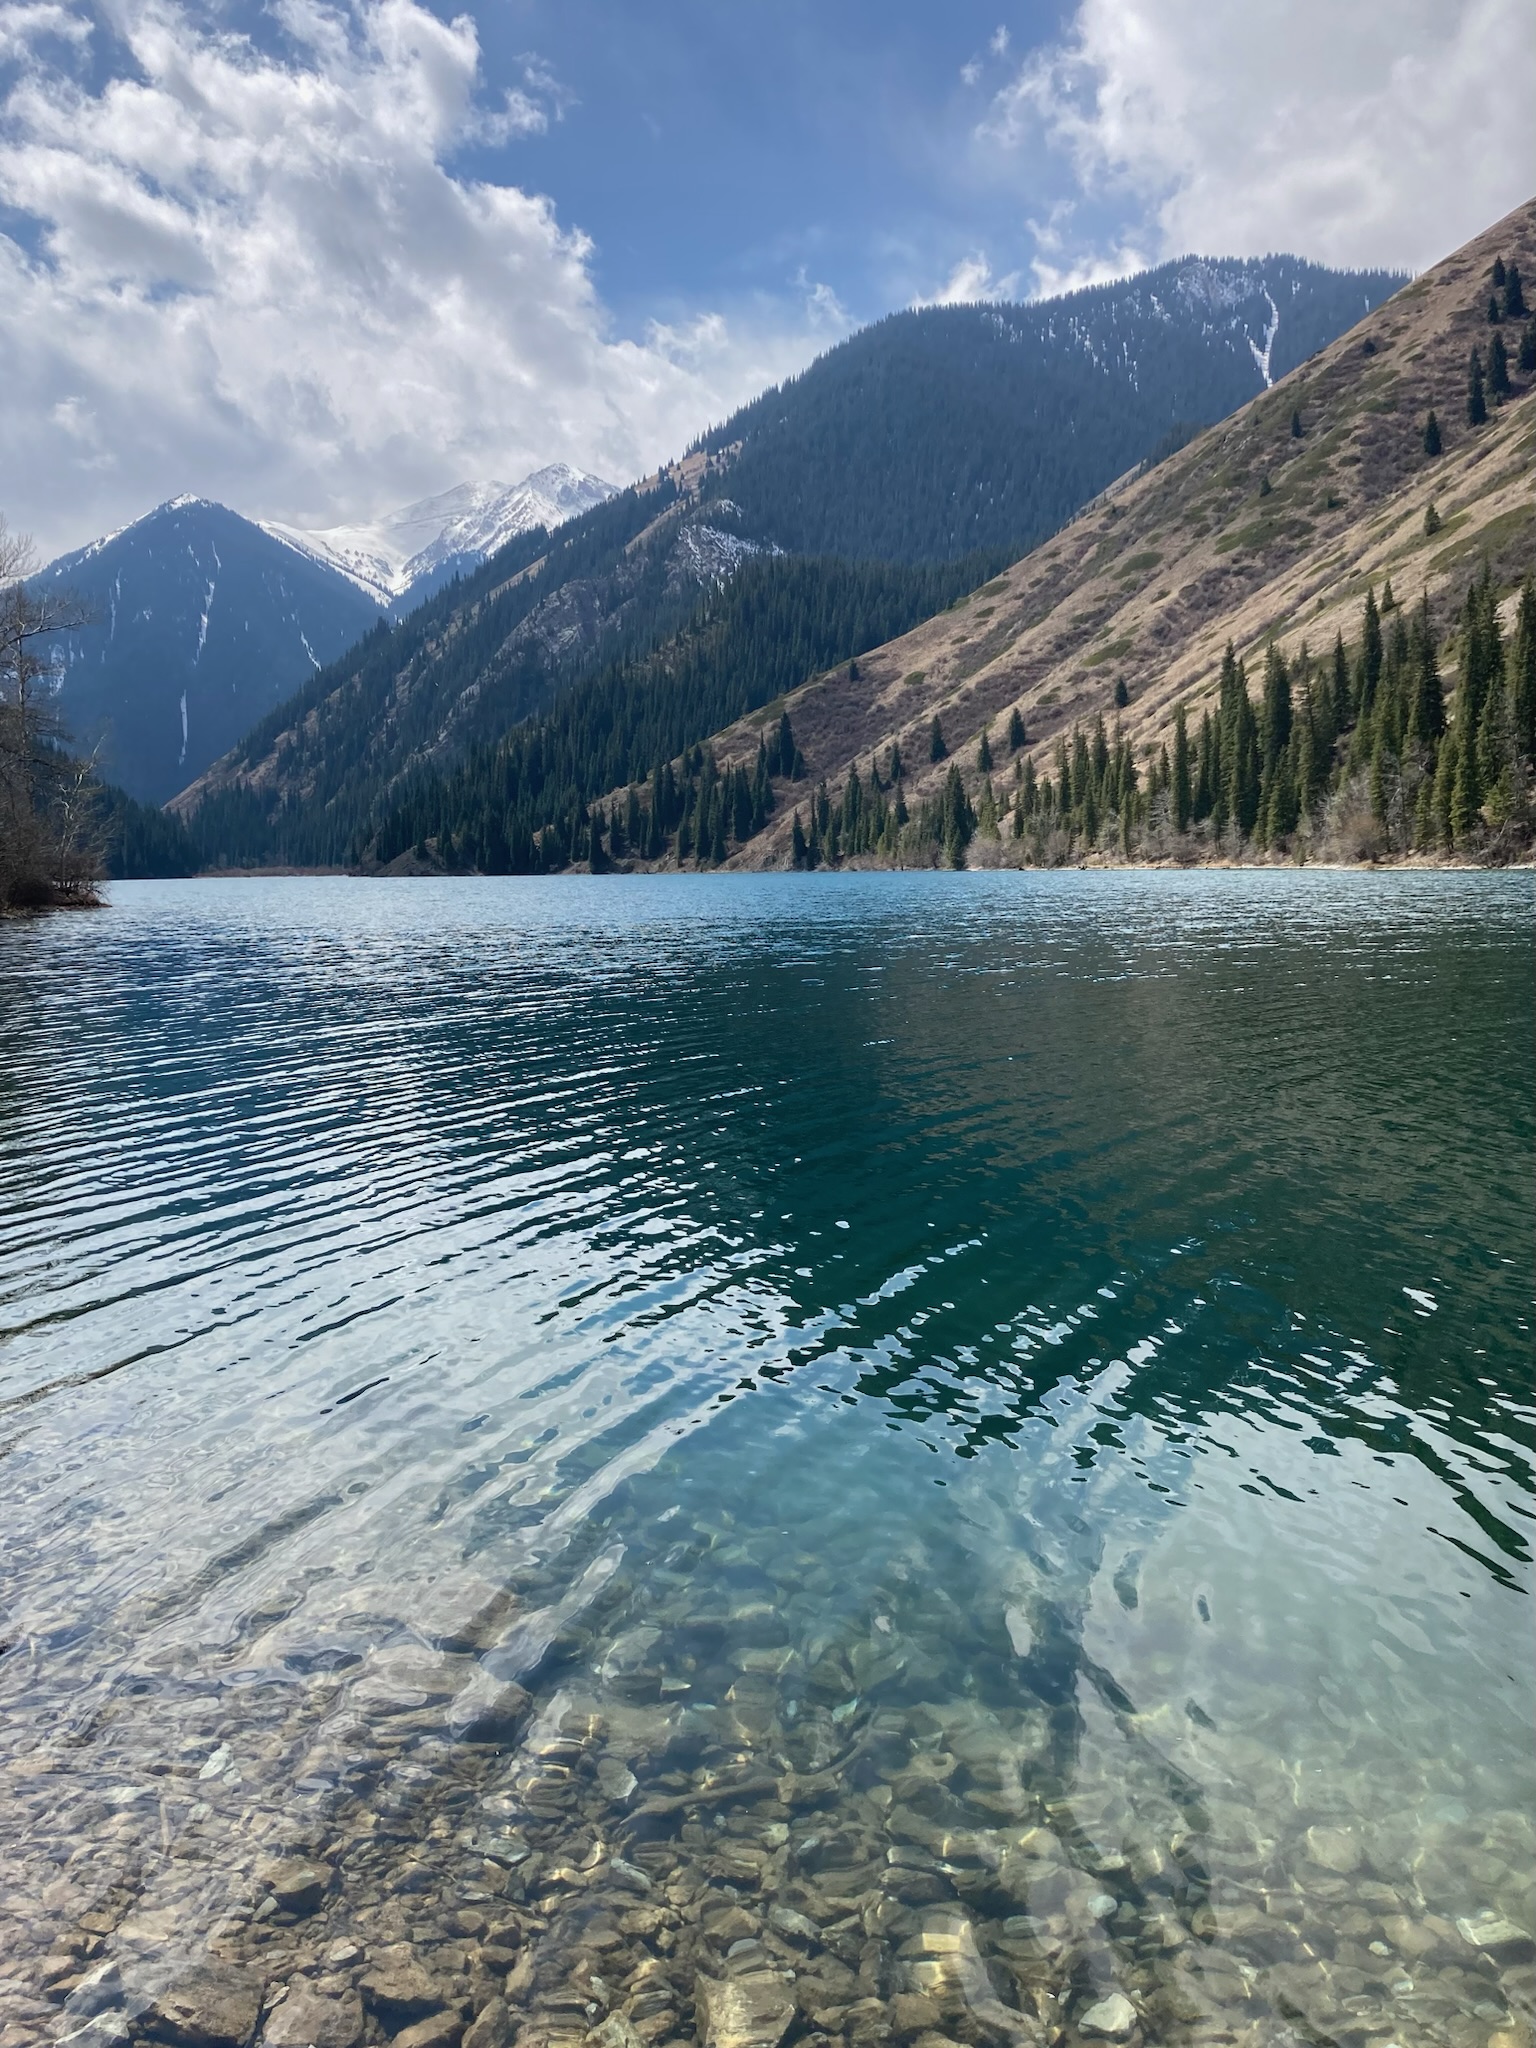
top-left (1424, 501), bottom-right (1441, 537)
top-left (1369, 731), bottom-right (1390, 830)
top-left (791, 811), bottom-right (808, 867)
top-left (1460, 569), bottom-right (1503, 737)
top-left (1193, 709), bottom-right (1215, 822)
top-left (1359, 588), bottom-right (1383, 715)
top-left (1509, 578), bottom-right (1536, 766)
top-left (1506, 264), bottom-right (1526, 319)
top-left (1171, 703), bottom-right (1192, 832)
top-left (1476, 676), bottom-right (1519, 826)
top-left (1267, 745), bottom-right (1299, 841)
top-left (1290, 408), bottom-right (1304, 438)
top-left (1492, 257), bottom-right (1507, 288)
top-left (940, 763), bottom-right (972, 866)
top-left (1021, 754), bottom-right (1037, 816)
top-left (1520, 323), bottom-right (1536, 375)
top-left (1450, 708), bottom-right (1482, 844)
top-left (1467, 349), bottom-right (1487, 426)
top-left (1432, 727), bottom-right (1458, 847)
top-left (1413, 774), bottom-right (1435, 852)
top-left (1423, 410), bottom-right (1441, 456)
top-left (753, 740), bottom-right (773, 826)
top-left (1404, 596), bottom-right (1447, 749)
top-left (1007, 706), bottom-right (1026, 749)
top-left (1488, 331), bottom-right (1511, 400)
top-left (1293, 700), bottom-right (1321, 819)
top-left (1327, 632), bottom-right (1350, 746)
top-left (1113, 677), bottom-right (1129, 707)
top-left (929, 716), bottom-right (947, 762)
top-left (1227, 682), bottom-right (1262, 837)
top-left (977, 729), bottom-right (993, 772)
top-left (1260, 645), bottom-right (1293, 772)
top-left (1071, 727), bottom-right (1092, 821)
top-left (1487, 295), bottom-right (1502, 325)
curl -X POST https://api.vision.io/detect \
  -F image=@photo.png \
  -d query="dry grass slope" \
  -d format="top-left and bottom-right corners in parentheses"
top-left (685, 198), bottom-right (1536, 869)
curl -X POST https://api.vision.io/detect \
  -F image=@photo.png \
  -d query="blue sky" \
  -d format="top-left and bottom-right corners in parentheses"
top-left (0, 0), bottom-right (1529, 556)
top-left (455, 0), bottom-right (1071, 327)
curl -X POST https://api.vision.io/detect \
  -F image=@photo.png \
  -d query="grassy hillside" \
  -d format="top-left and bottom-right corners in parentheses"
top-left (676, 199), bottom-right (1536, 869)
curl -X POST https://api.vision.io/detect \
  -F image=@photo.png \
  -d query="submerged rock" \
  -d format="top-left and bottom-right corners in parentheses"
top-left (1456, 1911), bottom-right (1534, 1954)
top-left (693, 1970), bottom-right (796, 2048)
top-left (258, 1861), bottom-right (333, 1918)
top-left (1077, 1994), bottom-right (1137, 2039)
top-left (901, 1910), bottom-right (1040, 2048)
top-left (1303, 1827), bottom-right (1361, 1875)
top-left (135, 1964), bottom-right (266, 2048)
top-left (357, 1946), bottom-right (448, 2025)
top-left (260, 1984), bottom-right (364, 2048)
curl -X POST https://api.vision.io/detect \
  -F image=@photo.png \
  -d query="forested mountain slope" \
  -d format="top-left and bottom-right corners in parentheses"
top-left (173, 256), bottom-right (1400, 867)
top-left (656, 199), bottom-right (1535, 871)
top-left (37, 500), bottom-right (381, 804)
top-left (690, 256), bottom-right (1402, 562)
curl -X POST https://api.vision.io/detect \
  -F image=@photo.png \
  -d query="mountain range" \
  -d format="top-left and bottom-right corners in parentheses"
top-left (162, 252), bottom-right (1405, 865)
top-left (263, 466), bottom-right (616, 609)
top-left (673, 198), bottom-right (1535, 870)
top-left (38, 468), bottom-right (615, 804)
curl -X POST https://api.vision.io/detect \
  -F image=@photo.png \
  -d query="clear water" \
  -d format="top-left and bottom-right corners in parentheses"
top-left (1, 873), bottom-right (1532, 2048)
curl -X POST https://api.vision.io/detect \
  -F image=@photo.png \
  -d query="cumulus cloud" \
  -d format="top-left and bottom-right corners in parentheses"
top-left (913, 252), bottom-right (1023, 307)
top-left (983, 0), bottom-right (1535, 288)
top-left (0, 0), bottom-right (838, 556)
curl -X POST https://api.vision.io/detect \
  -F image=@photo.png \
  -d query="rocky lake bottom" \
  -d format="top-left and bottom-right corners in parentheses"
top-left (0, 874), bottom-right (1530, 2048)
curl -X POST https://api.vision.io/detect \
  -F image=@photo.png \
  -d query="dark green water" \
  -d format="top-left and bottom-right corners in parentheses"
top-left (0, 873), bottom-right (1531, 2048)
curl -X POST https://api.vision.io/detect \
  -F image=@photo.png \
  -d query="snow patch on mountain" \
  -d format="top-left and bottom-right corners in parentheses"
top-left (1248, 288), bottom-right (1281, 387)
top-left (671, 523), bottom-right (775, 589)
top-left (265, 466), bottom-right (617, 607)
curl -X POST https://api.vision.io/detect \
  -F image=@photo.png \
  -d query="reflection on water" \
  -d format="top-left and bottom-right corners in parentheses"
top-left (0, 873), bottom-right (1530, 2048)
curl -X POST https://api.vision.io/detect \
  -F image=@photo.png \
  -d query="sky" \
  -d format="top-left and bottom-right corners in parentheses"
top-left (2, 0), bottom-right (1532, 558)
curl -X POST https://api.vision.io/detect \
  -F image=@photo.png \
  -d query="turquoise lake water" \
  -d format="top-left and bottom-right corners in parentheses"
top-left (0, 872), bottom-right (1531, 2048)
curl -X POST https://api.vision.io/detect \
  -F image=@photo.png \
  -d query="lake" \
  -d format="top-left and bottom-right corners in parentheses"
top-left (1, 872), bottom-right (1531, 2048)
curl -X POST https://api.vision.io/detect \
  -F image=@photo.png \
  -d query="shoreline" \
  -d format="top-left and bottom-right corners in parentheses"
top-left (100, 855), bottom-right (1536, 883)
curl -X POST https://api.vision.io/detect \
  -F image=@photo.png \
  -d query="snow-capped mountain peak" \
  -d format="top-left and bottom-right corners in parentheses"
top-left (263, 466), bottom-right (617, 610)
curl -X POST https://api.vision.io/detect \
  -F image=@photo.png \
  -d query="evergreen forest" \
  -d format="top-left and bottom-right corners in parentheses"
top-left (359, 554), bottom-right (1001, 873)
top-left (691, 258), bottom-right (1403, 562)
top-left (358, 574), bottom-right (1535, 877)
top-left (791, 576), bottom-right (1536, 871)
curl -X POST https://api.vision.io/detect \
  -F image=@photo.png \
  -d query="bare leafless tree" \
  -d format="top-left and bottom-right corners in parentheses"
top-left (0, 515), bottom-right (96, 908)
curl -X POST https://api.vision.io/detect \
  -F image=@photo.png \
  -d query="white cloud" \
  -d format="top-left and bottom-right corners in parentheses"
top-left (0, 0), bottom-right (838, 556)
top-left (1024, 202), bottom-right (1151, 298)
top-left (983, 0), bottom-right (1536, 285)
top-left (989, 26), bottom-right (1010, 55)
top-left (913, 251), bottom-right (1023, 307)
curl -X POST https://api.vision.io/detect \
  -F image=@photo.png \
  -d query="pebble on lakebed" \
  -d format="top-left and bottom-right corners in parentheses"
top-left (3, 1512), bottom-right (1533, 2048)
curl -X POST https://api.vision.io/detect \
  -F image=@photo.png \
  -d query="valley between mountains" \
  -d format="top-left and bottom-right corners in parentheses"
top-left (331, 202), bottom-right (1535, 878)
top-left (37, 215), bottom-right (1536, 886)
